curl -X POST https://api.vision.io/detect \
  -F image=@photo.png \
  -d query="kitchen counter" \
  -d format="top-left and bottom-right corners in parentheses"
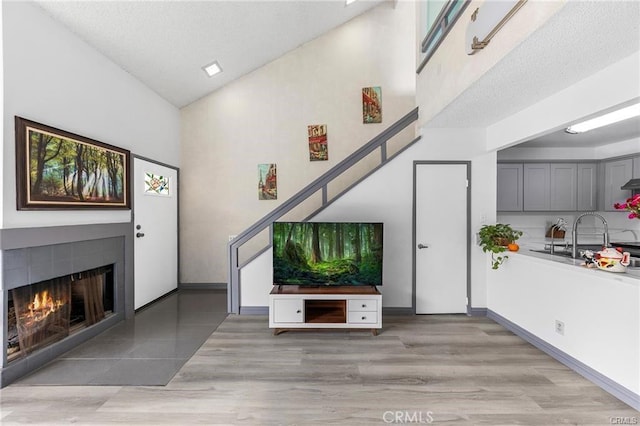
top-left (487, 249), bottom-right (640, 403)
top-left (511, 244), bottom-right (640, 283)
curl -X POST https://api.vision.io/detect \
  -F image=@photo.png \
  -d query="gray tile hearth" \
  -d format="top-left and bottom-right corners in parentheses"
top-left (12, 289), bottom-right (227, 386)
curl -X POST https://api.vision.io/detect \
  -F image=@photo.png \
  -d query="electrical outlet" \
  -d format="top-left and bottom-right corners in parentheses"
top-left (555, 320), bottom-right (565, 335)
top-left (228, 235), bottom-right (237, 242)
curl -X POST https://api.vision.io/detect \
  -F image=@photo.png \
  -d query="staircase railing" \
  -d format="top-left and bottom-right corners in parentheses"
top-left (227, 107), bottom-right (420, 313)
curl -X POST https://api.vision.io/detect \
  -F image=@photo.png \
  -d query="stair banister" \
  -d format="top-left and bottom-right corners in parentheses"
top-left (227, 106), bottom-right (419, 313)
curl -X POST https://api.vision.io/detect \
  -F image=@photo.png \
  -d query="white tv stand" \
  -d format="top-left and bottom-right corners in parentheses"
top-left (269, 286), bottom-right (382, 335)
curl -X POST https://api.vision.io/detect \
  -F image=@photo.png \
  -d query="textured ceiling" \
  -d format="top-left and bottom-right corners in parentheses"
top-left (518, 115), bottom-right (640, 148)
top-left (426, 0), bottom-right (640, 132)
top-left (35, 0), bottom-right (385, 108)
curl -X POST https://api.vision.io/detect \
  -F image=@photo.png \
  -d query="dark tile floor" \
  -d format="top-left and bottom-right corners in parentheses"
top-left (15, 289), bottom-right (228, 386)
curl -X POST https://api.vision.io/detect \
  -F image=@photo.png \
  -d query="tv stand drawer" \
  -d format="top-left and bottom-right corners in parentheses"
top-left (348, 311), bottom-right (378, 324)
top-left (348, 299), bottom-right (378, 312)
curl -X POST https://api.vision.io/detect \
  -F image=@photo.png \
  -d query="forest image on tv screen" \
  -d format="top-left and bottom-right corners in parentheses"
top-left (273, 222), bottom-right (383, 286)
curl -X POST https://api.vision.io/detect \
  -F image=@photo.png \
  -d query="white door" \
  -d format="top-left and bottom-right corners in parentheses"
top-left (133, 157), bottom-right (178, 309)
top-left (415, 163), bottom-right (468, 314)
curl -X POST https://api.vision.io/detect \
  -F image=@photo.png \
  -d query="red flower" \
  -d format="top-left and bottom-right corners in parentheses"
top-left (614, 195), bottom-right (640, 220)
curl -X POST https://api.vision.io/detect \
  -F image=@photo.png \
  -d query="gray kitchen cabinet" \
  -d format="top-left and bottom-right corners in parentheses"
top-left (633, 156), bottom-right (640, 179)
top-left (497, 163), bottom-right (523, 211)
top-left (577, 163), bottom-right (597, 211)
top-left (523, 163), bottom-right (550, 211)
top-left (604, 158), bottom-right (633, 211)
top-left (550, 163), bottom-right (577, 211)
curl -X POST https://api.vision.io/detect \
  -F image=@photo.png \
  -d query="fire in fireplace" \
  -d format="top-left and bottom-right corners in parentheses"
top-left (7, 265), bottom-right (114, 362)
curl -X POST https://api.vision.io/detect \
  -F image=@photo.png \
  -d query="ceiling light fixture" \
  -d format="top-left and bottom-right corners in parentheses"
top-left (345, 0), bottom-right (358, 5)
top-left (565, 102), bottom-right (640, 134)
top-left (203, 61), bottom-right (223, 77)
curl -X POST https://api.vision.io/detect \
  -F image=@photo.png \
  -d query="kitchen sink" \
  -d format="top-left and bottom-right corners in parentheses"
top-left (530, 244), bottom-right (604, 258)
top-left (530, 249), bottom-right (573, 258)
top-left (530, 248), bottom-right (640, 267)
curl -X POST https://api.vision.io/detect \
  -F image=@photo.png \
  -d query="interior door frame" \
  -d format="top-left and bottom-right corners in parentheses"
top-left (132, 154), bottom-right (180, 309)
top-left (412, 161), bottom-right (471, 314)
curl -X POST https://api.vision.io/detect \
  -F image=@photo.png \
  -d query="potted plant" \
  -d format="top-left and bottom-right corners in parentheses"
top-left (478, 223), bottom-right (523, 270)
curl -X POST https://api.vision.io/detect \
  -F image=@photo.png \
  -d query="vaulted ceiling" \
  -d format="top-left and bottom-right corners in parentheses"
top-left (32, 0), bottom-right (640, 145)
top-left (35, 0), bottom-right (385, 108)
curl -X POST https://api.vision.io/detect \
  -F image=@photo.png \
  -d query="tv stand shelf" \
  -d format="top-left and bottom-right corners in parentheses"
top-left (269, 286), bottom-right (381, 335)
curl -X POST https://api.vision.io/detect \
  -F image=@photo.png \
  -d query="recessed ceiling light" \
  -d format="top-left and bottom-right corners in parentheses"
top-left (565, 102), bottom-right (640, 134)
top-left (345, 0), bottom-right (358, 5)
top-left (203, 61), bottom-right (223, 77)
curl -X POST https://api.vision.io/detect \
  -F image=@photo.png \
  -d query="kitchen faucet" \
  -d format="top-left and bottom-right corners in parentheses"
top-left (571, 212), bottom-right (609, 258)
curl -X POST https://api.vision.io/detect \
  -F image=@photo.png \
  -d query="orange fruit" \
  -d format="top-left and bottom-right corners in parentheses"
top-left (507, 243), bottom-right (520, 252)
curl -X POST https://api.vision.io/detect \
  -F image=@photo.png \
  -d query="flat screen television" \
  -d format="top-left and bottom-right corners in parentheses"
top-left (272, 222), bottom-right (383, 286)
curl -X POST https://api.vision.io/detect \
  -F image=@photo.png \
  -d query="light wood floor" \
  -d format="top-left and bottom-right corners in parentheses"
top-left (1, 314), bottom-right (637, 425)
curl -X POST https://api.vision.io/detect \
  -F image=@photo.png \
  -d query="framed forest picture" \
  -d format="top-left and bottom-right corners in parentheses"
top-left (15, 116), bottom-right (131, 210)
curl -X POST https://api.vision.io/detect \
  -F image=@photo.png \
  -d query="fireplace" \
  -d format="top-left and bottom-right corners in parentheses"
top-left (1, 232), bottom-right (129, 386)
top-left (7, 266), bottom-right (114, 362)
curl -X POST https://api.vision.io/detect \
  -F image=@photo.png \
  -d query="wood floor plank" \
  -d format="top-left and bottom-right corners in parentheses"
top-left (1, 313), bottom-right (637, 425)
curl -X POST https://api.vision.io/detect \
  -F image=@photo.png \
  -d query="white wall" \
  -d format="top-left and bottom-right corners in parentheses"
top-left (594, 137), bottom-right (640, 160)
top-left (487, 51), bottom-right (640, 151)
top-left (240, 127), bottom-right (494, 309)
top-left (488, 253), bottom-right (639, 396)
top-left (2, 2), bottom-right (180, 229)
top-left (416, 0), bottom-right (565, 127)
top-left (498, 138), bottom-right (640, 161)
top-left (180, 1), bottom-right (416, 284)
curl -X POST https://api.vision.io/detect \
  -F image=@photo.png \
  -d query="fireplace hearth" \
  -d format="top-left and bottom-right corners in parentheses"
top-left (7, 266), bottom-right (114, 362)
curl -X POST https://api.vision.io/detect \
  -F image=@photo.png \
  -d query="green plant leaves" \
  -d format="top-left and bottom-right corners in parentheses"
top-left (478, 223), bottom-right (522, 270)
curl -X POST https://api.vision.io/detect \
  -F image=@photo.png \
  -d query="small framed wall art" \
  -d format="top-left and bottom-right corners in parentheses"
top-left (258, 163), bottom-right (277, 200)
top-left (362, 86), bottom-right (382, 124)
top-left (308, 124), bottom-right (328, 161)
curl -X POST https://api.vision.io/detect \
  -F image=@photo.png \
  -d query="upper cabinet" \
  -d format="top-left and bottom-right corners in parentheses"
top-left (523, 163), bottom-right (550, 211)
top-left (497, 163), bottom-right (523, 211)
top-left (633, 156), bottom-right (640, 179)
top-left (603, 158), bottom-right (633, 211)
top-left (497, 161), bottom-right (597, 212)
top-left (550, 163), bottom-right (578, 211)
top-left (577, 163), bottom-right (598, 211)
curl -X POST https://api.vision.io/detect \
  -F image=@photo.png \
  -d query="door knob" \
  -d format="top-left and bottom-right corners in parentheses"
top-left (136, 232), bottom-right (145, 238)
top-left (418, 243), bottom-right (429, 249)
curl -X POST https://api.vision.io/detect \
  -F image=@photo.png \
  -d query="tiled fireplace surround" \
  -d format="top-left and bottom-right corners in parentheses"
top-left (0, 223), bottom-right (134, 386)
